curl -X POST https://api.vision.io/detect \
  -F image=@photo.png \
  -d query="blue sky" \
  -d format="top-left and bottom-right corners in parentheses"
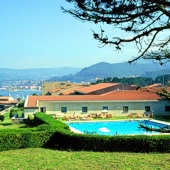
top-left (0, 0), bottom-right (137, 69)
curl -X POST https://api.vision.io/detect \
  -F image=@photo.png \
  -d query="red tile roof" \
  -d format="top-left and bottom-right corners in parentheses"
top-left (0, 100), bottom-right (18, 104)
top-left (146, 84), bottom-right (163, 88)
top-left (0, 96), bottom-right (18, 105)
top-left (49, 85), bottom-right (83, 95)
top-left (25, 90), bottom-right (162, 108)
top-left (76, 83), bottom-right (121, 94)
top-left (140, 86), bottom-right (170, 93)
top-left (102, 90), bottom-right (161, 100)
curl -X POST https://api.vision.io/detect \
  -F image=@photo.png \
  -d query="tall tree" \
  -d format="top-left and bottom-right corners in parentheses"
top-left (62, 0), bottom-right (170, 65)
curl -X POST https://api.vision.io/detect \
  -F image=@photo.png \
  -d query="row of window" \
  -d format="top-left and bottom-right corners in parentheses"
top-left (122, 106), bottom-right (170, 112)
top-left (40, 106), bottom-right (170, 113)
top-left (61, 106), bottom-right (109, 113)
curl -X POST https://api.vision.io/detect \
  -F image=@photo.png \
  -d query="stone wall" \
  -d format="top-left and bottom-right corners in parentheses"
top-left (42, 81), bottom-right (72, 95)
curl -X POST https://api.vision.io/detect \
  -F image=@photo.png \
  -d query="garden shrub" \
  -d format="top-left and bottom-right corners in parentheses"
top-left (0, 115), bottom-right (5, 122)
top-left (0, 105), bottom-right (4, 111)
top-left (28, 114), bottom-right (34, 120)
top-left (25, 114), bottom-right (35, 124)
top-left (33, 112), bottom-right (69, 130)
top-left (10, 108), bottom-right (19, 118)
top-left (49, 130), bottom-right (170, 153)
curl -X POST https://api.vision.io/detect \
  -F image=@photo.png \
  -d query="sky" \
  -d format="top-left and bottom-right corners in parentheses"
top-left (0, 0), bottom-right (138, 69)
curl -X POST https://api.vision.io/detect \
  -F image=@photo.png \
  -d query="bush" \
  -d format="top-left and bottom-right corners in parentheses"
top-left (25, 114), bottom-right (35, 124)
top-left (10, 108), bottom-right (19, 118)
top-left (28, 114), bottom-right (34, 121)
top-left (0, 115), bottom-right (5, 122)
top-left (0, 105), bottom-right (4, 111)
top-left (0, 130), bottom-right (54, 151)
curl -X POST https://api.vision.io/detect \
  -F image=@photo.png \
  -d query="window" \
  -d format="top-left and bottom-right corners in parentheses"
top-left (61, 107), bottom-right (67, 113)
top-left (165, 106), bottom-right (170, 112)
top-left (145, 106), bottom-right (150, 112)
top-left (40, 107), bottom-right (46, 113)
top-left (123, 106), bottom-right (128, 112)
top-left (82, 107), bottom-right (88, 113)
top-left (103, 106), bottom-right (108, 110)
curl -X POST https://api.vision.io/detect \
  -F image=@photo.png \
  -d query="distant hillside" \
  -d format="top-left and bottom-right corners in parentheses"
top-left (0, 67), bottom-right (81, 81)
top-left (48, 62), bottom-right (170, 82)
top-left (142, 67), bottom-right (170, 79)
top-left (1, 62), bottom-right (169, 84)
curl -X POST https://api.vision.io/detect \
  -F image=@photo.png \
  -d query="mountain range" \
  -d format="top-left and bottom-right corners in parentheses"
top-left (0, 62), bottom-right (170, 83)
top-left (0, 67), bottom-right (81, 81)
top-left (48, 62), bottom-right (170, 82)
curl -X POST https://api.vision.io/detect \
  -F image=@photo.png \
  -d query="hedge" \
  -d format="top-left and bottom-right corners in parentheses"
top-left (47, 129), bottom-right (170, 153)
top-left (0, 131), bottom-right (55, 151)
top-left (0, 112), bottom-right (170, 152)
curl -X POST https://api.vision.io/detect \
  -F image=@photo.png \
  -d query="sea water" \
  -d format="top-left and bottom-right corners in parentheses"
top-left (0, 90), bottom-right (42, 100)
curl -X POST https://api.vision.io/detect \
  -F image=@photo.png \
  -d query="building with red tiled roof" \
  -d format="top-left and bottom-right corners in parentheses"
top-left (75, 83), bottom-right (135, 95)
top-left (0, 96), bottom-right (18, 105)
top-left (139, 84), bottom-right (170, 94)
top-left (146, 83), bottom-right (164, 88)
top-left (42, 81), bottom-right (88, 96)
top-left (24, 90), bottom-right (170, 118)
top-left (42, 82), bottom-right (137, 96)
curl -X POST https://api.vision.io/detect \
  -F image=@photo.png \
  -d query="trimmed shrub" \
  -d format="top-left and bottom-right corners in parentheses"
top-left (25, 114), bottom-right (35, 124)
top-left (10, 108), bottom-right (19, 118)
top-left (0, 105), bottom-right (4, 110)
top-left (33, 112), bottom-right (69, 130)
top-left (0, 130), bottom-right (54, 151)
top-left (28, 114), bottom-right (34, 121)
top-left (0, 115), bottom-right (5, 122)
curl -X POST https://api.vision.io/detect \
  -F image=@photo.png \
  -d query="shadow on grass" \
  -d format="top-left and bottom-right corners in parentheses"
top-left (0, 123), bottom-right (35, 128)
top-left (19, 124), bottom-right (35, 128)
top-left (155, 116), bottom-right (170, 122)
top-left (0, 123), bottom-right (12, 126)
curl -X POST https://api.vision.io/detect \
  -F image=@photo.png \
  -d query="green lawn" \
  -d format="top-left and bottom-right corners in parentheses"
top-left (0, 148), bottom-right (170, 170)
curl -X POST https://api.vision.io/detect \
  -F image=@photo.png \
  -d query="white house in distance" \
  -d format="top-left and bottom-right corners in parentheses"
top-left (0, 96), bottom-right (18, 106)
top-left (24, 89), bottom-right (170, 118)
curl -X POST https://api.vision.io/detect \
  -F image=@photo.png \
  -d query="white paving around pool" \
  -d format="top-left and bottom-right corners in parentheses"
top-left (69, 126), bottom-right (83, 134)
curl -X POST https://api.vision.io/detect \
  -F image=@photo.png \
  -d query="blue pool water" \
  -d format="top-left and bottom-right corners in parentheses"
top-left (67, 120), bottom-right (168, 136)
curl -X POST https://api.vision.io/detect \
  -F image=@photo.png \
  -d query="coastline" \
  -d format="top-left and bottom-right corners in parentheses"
top-left (0, 89), bottom-right (42, 99)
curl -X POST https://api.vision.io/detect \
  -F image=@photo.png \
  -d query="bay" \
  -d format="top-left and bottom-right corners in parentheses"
top-left (0, 90), bottom-right (42, 100)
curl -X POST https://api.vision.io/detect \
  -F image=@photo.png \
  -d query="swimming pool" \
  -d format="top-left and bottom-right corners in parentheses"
top-left (67, 120), bottom-right (168, 135)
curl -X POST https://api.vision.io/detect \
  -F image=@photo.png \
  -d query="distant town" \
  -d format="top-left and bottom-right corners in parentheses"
top-left (0, 80), bottom-right (42, 91)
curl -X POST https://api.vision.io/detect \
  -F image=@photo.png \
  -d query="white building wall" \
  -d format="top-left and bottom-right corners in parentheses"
top-left (34, 100), bottom-right (170, 117)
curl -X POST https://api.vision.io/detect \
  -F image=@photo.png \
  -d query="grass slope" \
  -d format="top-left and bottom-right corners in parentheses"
top-left (0, 148), bottom-right (170, 170)
top-left (1, 112), bottom-right (170, 169)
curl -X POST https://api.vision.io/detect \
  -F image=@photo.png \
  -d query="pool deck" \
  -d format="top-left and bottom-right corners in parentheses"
top-left (69, 126), bottom-right (83, 134)
top-left (149, 119), bottom-right (170, 126)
